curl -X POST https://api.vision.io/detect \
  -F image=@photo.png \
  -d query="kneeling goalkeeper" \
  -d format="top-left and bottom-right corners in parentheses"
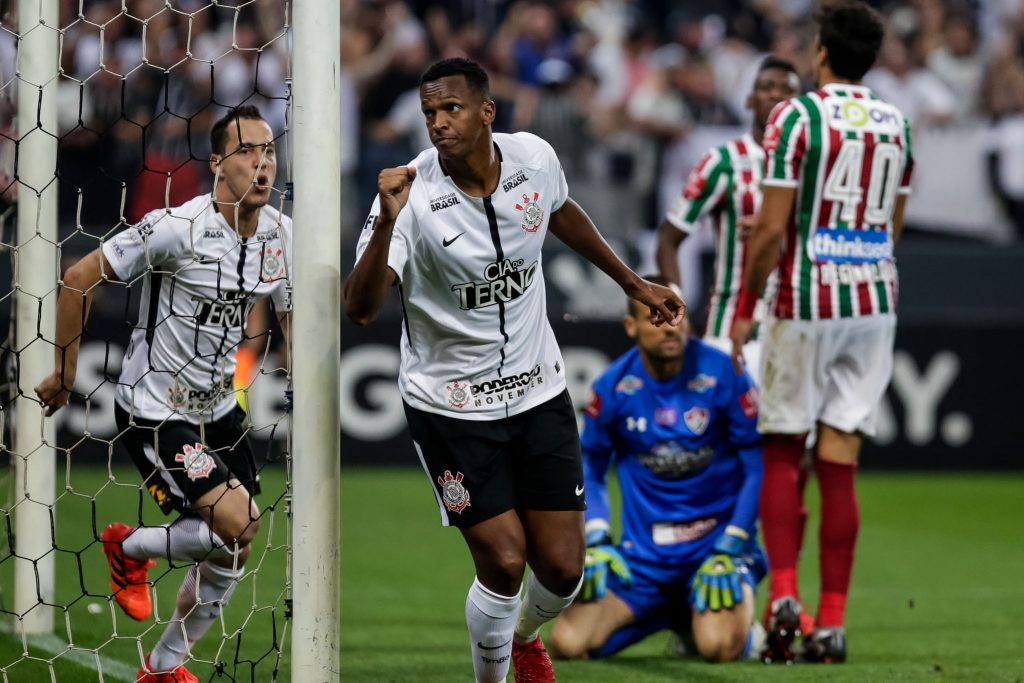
top-left (550, 276), bottom-right (765, 662)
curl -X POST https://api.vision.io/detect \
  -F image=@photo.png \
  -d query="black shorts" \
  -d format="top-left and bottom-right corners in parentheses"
top-left (404, 389), bottom-right (585, 528)
top-left (114, 403), bottom-right (261, 515)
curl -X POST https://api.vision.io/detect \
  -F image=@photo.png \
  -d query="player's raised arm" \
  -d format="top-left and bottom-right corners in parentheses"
top-left (548, 198), bottom-right (685, 326)
top-left (34, 248), bottom-right (116, 415)
top-left (343, 165), bottom-right (416, 325)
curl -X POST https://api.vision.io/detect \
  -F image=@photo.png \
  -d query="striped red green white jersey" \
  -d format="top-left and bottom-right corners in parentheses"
top-left (665, 134), bottom-right (769, 339)
top-left (762, 83), bottom-right (914, 320)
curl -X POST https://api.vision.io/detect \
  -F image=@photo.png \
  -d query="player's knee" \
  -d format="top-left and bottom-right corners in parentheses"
top-left (487, 547), bottom-right (526, 587)
top-left (695, 625), bottom-right (747, 663)
top-left (549, 617), bottom-right (589, 660)
top-left (210, 508), bottom-right (260, 551)
top-left (537, 560), bottom-right (584, 598)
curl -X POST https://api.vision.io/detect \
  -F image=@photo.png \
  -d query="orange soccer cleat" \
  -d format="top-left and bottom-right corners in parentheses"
top-left (137, 652), bottom-right (199, 683)
top-left (101, 523), bottom-right (156, 621)
top-left (512, 636), bottom-right (556, 683)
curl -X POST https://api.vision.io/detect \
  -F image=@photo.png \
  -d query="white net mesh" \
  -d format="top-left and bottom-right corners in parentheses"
top-left (0, 1), bottom-right (294, 680)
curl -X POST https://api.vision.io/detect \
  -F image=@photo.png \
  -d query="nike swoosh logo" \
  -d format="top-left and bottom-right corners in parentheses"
top-left (442, 232), bottom-right (465, 247)
top-left (477, 639), bottom-right (511, 651)
top-left (575, 485), bottom-right (585, 496)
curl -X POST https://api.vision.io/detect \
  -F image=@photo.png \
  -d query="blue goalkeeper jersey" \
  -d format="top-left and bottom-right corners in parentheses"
top-left (581, 339), bottom-right (762, 574)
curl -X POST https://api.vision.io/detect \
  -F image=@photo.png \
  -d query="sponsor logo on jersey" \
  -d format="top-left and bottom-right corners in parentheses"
top-left (808, 227), bottom-right (893, 265)
top-left (638, 441), bottom-right (714, 479)
top-left (652, 516), bottom-right (718, 545)
top-left (451, 258), bottom-right (538, 310)
top-left (362, 214), bottom-right (377, 231)
top-left (687, 373), bottom-right (717, 393)
top-left (739, 387), bottom-right (758, 418)
top-left (626, 416), bottom-right (647, 432)
top-left (683, 168), bottom-right (708, 200)
top-left (585, 390), bottom-right (601, 418)
top-left (254, 229), bottom-right (279, 243)
top-left (174, 442), bottom-right (217, 481)
top-left (430, 192), bottom-right (462, 212)
top-left (615, 375), bottom-right (644, 395)
top-left (192, 291), bottom-right (253, 327)
top-left (203, 229), bottom-right (225, 239)
top-left (683, 406), bottom-right (709, 435)
top-left (501, 169), bottom-right (529, 193)
top-left (469, 365), bottom-right (543, 407)
top-left (818, 259), bottom-right (897, 286)
top-left (437, 470), bottom-right (471, 513)
top-left (514, 192), bottom-right (544, 233)
top-left (445, 380), bottom-right (471, 409)
top-left (147, 482), bottom-right (173, 512)
top-left (168, 375), bottom-right (235, 412)
top-left (827, 97), bottom-right (900, 133)
top-left (260, 246), bottom-right (286, 282)
top-left (655, 407), bottom-right (677, 426)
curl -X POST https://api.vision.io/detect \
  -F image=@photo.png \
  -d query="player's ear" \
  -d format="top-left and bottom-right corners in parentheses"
top-left (623, 314), bottom-right (637, 339)
top-left (481, 98), bottom-right (496, 127)
top-left (209, 154), bottom-right (222, 176)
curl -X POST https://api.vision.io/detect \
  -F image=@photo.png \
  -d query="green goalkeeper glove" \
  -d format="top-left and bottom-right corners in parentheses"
top-left (581, 530), bottom-right (632, 602)
top-left (689, 554), bottom-right (749, 613)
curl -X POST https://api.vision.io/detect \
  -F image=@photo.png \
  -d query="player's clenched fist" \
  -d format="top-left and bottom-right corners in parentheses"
top-left (34, 370), bottom-right (73, 417)
top-left (377, 166), bottom-right (417, 223)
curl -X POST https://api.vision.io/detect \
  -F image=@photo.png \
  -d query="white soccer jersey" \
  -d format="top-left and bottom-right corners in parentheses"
top-left (355, 132), bottom-right (569, 420)
top-left (101, 193), bottom-right (292, 423)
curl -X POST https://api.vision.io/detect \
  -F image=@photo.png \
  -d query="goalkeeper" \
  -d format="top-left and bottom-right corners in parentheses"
top-left (550, 276), bottom-right (765, 662)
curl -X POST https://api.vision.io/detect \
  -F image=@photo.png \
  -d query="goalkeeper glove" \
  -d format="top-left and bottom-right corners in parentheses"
top-left (689, 553), bottom-right (749, 613)
top-left (581, 529), bottom-right (632, 602)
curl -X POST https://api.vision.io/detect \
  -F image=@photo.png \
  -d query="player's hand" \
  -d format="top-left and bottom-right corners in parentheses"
top-left (34, 370), bottom-right (74, 417)
top-left (738, 215), bottom-right (756, 241)
top-left (377, 166), bottom-right (417, 224)
top-left (581, 530), bottom-right (632, 602)
top-left (730, 318), bottom-right (755, 375)
top-left (630, 279), bottom-right (686, 328)
top-left (689, 554), bottom-right (749, 613)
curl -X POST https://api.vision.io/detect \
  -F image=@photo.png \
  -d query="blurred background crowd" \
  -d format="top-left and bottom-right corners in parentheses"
top-left (0, 0), bottom-right (1022, 310)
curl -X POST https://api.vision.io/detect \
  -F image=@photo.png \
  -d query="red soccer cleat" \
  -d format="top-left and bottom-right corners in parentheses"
top-left (137, 652), bottom-right (199, 683)
top-left (101, 523), bottom-right (156, 621)
top-left (512, 636), bottom-right (556, 683)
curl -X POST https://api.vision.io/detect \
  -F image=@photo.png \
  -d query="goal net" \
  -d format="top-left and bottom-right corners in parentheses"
top-left (0, 0), bottom-right (325, 680)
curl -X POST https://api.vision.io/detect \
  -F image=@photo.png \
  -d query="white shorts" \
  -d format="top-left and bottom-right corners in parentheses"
top-left (703, 336), bottom-right (762, 386)
top-left (758, 315), bottom-right (896, 437)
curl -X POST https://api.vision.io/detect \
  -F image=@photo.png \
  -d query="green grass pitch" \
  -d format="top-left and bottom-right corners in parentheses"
top-left (0, 467), bottom-right (1021, 681)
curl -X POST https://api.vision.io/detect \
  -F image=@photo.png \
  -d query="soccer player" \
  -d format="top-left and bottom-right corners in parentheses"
top-left (730, 0), bottom-right (914, 664)
top-left (35, 105), bottom-right (290, 683)
top-left (344, 58), bottom-right (685, 683)
top-left (547, 276), bottom-right (766, 662)
top-left (655, 56), bottom-right (801, 383)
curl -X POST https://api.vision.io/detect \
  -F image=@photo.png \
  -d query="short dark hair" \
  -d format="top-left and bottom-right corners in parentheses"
top-left (628, 274), bottom-right (675, 316)
top-left (420, 58), bottom-right (490, 98)
top-left (815, 0), bottom-right (885, 81)
top-left (758, 55), bottom-right (799, 77)
top-left (210, 105), bottom-right (266, 155)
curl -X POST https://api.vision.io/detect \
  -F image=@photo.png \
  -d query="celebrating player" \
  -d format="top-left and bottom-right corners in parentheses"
top-left (730, 0), bottom-right (913, 663)
top-left (344, 58), bottom-right (684, 683)
top-left (655, 56), bottom-right (801, 383)
top-left (35, 106), bottom-right (290, 683)
top-left (548, 276), bottom-right (765, 662)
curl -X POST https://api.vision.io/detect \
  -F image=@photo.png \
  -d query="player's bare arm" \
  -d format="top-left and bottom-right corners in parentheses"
top-left (549, 199), bottom-right (685, 326)
top-left (654, 219), bottom-right (687, 285)
top-left (34, 248), bottom-right (116, 415)
top-left (892, 194), bottom-right (909, 244)
top-left (730, 184), bottom-right (795, 371)
top-left (343, 165), bottom-right (416, 325)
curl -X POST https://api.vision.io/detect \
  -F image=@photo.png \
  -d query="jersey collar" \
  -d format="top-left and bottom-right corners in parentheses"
top-left (821, 83), bottom-right (874, 96)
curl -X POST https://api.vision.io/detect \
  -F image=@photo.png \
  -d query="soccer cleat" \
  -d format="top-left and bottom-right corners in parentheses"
top-left (101, 523), bottom-right (156, 621)
top-left (761, 596), bottom-right (803, 664)
top-left (512, 636), bottom-right (556, 682)
top-left (137, 652), bottom-right (199, 683)
top-left (801, 626), bottom-right (848, 664)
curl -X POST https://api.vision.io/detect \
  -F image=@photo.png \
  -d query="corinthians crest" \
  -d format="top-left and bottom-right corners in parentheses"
top-left (174, 443), bottom-right (217, 481)
top-left (514, 192), bottom-right (544, 233)
top-left (445, 380), bottom-right (471, 409)
top-left (437, 470), bottom-right (471, 513)
top-left (260, 246), bottom-right (286, 282)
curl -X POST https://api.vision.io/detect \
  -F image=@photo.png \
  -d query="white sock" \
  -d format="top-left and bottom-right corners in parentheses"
top-left (149, 561), bottom-right (241, 671)
top-left (466, 577), bottom-right (519, 683)
top-left (122, 517), bottom-right (233, 563)
top-left (514, 572), bottom-right (583, 644)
